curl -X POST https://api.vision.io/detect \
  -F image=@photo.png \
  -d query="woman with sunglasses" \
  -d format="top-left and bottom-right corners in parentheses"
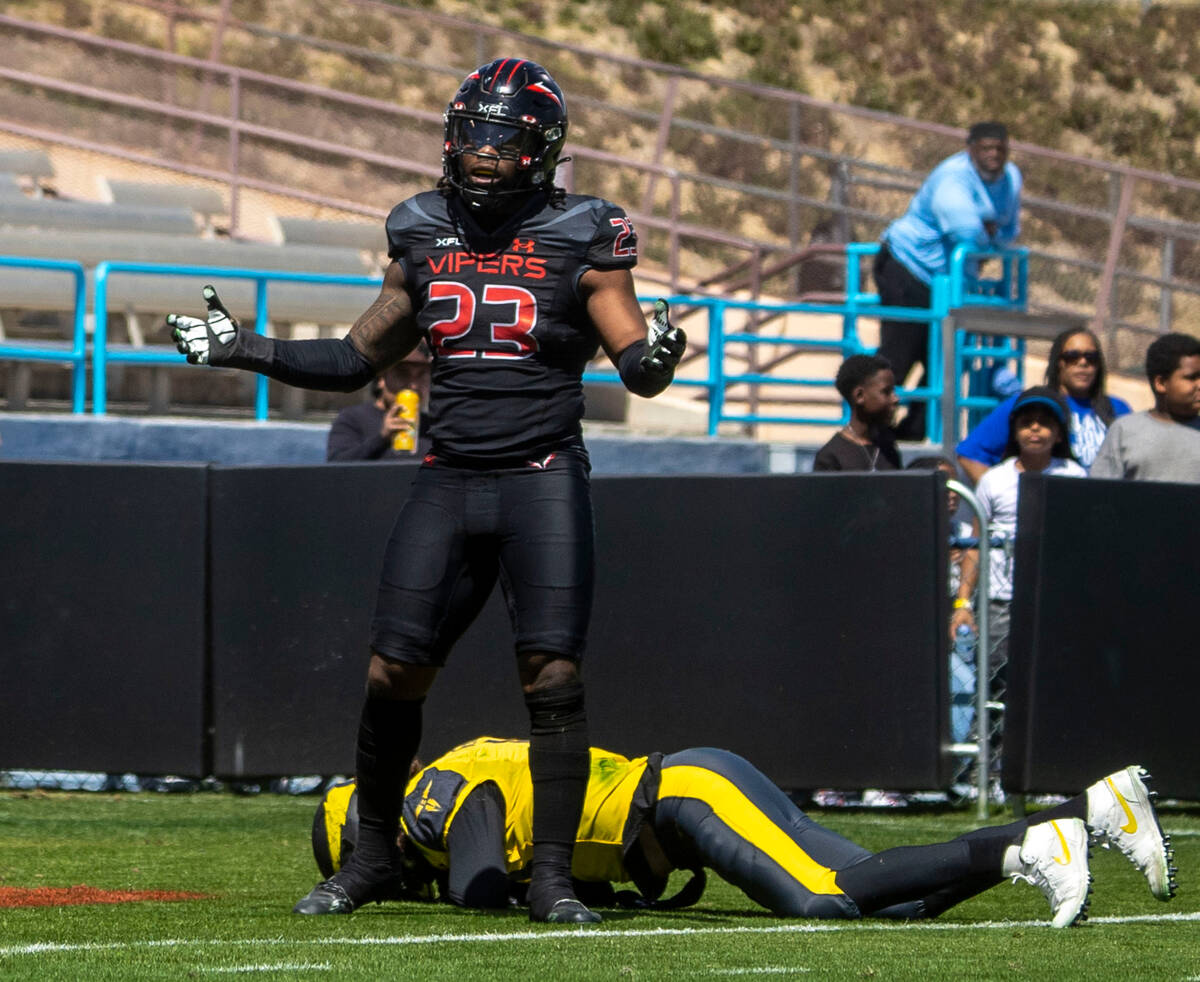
top-left (955, 327), bottom-right (1131, 482)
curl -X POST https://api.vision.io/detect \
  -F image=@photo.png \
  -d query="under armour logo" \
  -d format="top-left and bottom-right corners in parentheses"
top-left (511, 238), bottom-right (536, 253)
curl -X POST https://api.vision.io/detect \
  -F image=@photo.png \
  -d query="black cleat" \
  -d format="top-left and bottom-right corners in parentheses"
top-left (531, 897), bottom-right (603, 924)
top-left (292, 860), bottom-right (409, 915)
top-left (293, 879), bottom-right (357, 915)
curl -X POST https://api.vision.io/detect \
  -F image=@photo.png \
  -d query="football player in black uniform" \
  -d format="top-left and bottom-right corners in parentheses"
top-left (168, 58), bottom-right (686, 924)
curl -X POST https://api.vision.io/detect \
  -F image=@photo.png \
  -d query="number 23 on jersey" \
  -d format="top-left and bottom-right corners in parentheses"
top-left (427, 281), bottom-right (539, 359)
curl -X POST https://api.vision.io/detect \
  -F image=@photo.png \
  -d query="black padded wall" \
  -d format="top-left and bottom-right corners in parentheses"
top-left (208, 467), bottom-right (949, 789)
top-left (1004, 473), bottom-right (1200, 798)
top-left (0, 463), bottom-right (207, 774)
top-left (207, 462), bottom-right (421, 777)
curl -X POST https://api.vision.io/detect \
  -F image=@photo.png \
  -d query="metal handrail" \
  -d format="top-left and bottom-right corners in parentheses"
top-left (0, 255), bottom-right (87, 413)
top-left (946, 479), bottom-right (993, 819)
top-left (591, 244), bottom-right (1025, 439)
top-left (92, 262), bottom-right (382, 417)
top-left (0, 244), bottom-right (1026, 429)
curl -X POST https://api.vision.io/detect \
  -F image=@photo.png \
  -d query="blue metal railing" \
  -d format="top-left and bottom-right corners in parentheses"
top-left (0, 245), bottom-right (1027, 436)
top-left (588, 244), bottom-right (1029, 441)
top-left (948, 244), bottom-right (1031, 434)
top-left (0, 255), bottom-right (87, 413)
top-left (92, 262), bottom-right (382, 417)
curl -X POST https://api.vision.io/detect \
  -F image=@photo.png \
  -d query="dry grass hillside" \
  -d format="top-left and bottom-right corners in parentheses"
top-left (15, 0), bottom-right (1200, 181)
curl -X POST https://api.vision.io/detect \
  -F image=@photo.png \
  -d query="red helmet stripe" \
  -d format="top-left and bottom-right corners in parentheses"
top-left (483, 61), bottom-right (505, 92)
top-left (503, 59), bottom-right (526, 87)
top-left (527, 82), bottom-right (562, 108)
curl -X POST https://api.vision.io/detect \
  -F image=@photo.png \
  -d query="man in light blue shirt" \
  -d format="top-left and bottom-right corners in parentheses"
top-left (874, 122), bottom-right (1022, 440)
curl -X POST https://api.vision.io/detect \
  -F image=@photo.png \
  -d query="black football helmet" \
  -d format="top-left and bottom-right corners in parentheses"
top-left (311, 780), bottom-right (359, 880)
top-left (443, 58), bottom-right (568, 212)
top-left (310, 780), bottom-right (438, 900)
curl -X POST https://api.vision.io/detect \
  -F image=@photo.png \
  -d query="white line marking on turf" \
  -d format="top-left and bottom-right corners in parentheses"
top-left (200, 965), bottom-right (331, 974)
top-left (710, 969), bottom-right (810, 975)
top-left (3, 910), bottom-right (1198, 958)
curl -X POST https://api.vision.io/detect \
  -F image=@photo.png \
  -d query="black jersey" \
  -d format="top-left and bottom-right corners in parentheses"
top-left (386, 190), bottom-right (638, 461)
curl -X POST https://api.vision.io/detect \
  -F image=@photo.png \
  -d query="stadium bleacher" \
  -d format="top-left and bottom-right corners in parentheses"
top-left (98, 177), bottom-right (227, 236)
top-left (274, 216), bottom-right (384, 253)
top-left (0, 230), bottom-right (378, 321)
top-left (0, 196), bottom-right (198, 236)
top-left (0, 148), bottom-right (55, 196)
top-left (0, 172), bottom-right (382, 413)
top-left (0, 172), bottom-right (25, 198)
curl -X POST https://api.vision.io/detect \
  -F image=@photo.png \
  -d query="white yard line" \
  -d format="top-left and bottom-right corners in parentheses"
top-left (198, 964), bottom-right (331, 974)
top-left (3, 910), bottom-right (1199, 959)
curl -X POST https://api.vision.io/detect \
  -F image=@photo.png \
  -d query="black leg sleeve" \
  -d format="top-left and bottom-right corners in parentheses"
top-left (835, 824), bottom-right (1021, 917)
top-left (524, 681), bottom-right (589, 911)
top-left (350, 695), bottom-right (423, 877)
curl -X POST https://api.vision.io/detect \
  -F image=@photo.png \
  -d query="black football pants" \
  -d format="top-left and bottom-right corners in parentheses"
top-left (370, 450), bottom-right (595, 666)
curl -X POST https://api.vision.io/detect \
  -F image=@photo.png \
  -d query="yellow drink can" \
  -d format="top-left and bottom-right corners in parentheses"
top-left (392, 388), bottom-right (420, 452)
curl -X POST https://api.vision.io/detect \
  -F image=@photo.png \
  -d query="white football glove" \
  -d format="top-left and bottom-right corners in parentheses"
top-left (167, 285), bottom-right (240, 365)
top-left (641, 298), bottom-right (686, 375)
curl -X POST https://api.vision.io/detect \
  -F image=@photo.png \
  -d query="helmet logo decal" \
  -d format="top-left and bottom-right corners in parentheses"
top-left (527, 82), bottom-right (563, 108)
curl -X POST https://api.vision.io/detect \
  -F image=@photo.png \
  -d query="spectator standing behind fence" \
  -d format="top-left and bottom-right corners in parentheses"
top-left (168, 58), bottom-right (687, 924)
top-left (326, 358), bottom-right (432, 461)
top-left (951, 388), bottom-right (1085, 767)
top-left (812, 354), bottom-right (902, 472)
top-left (956, 327), bottom-right (1131, 482)
top-left (875, 122), bottom-right (1022, 441)
top-left (1090, 332), bottom-right (1200, 484)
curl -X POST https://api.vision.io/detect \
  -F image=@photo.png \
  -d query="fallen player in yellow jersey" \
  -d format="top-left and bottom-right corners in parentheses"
top-left (307, 737), bottom-right (1176, 928)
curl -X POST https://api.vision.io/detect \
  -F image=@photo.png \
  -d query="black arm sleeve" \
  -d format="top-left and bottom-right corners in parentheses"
top-left (617, 339), bottom-right (673, 398)
top-left (214, 331), bottom-right (377, 393)
top-left (444, 782), bottom-right (511, 909)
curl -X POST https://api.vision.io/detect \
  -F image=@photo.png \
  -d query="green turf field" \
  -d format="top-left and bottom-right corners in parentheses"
top-left (0, 790), bottom-right (1196, 981)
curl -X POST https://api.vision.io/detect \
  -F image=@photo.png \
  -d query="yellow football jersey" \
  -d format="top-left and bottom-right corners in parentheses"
top-left (401, 736), bottom-right (650, 883)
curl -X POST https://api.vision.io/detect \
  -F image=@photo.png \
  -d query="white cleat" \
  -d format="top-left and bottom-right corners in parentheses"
top-left (1015, 818), bottom-right (1092, 928)
top-left (1087, 764), bottom-right (1177, 901)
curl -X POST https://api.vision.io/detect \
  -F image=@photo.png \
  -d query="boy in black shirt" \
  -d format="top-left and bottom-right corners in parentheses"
top-left (813, 354), bottom-right (902, 471)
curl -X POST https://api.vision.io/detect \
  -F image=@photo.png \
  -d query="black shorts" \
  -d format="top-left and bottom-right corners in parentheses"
top-left (369, 450), bottom-right (594, 666)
